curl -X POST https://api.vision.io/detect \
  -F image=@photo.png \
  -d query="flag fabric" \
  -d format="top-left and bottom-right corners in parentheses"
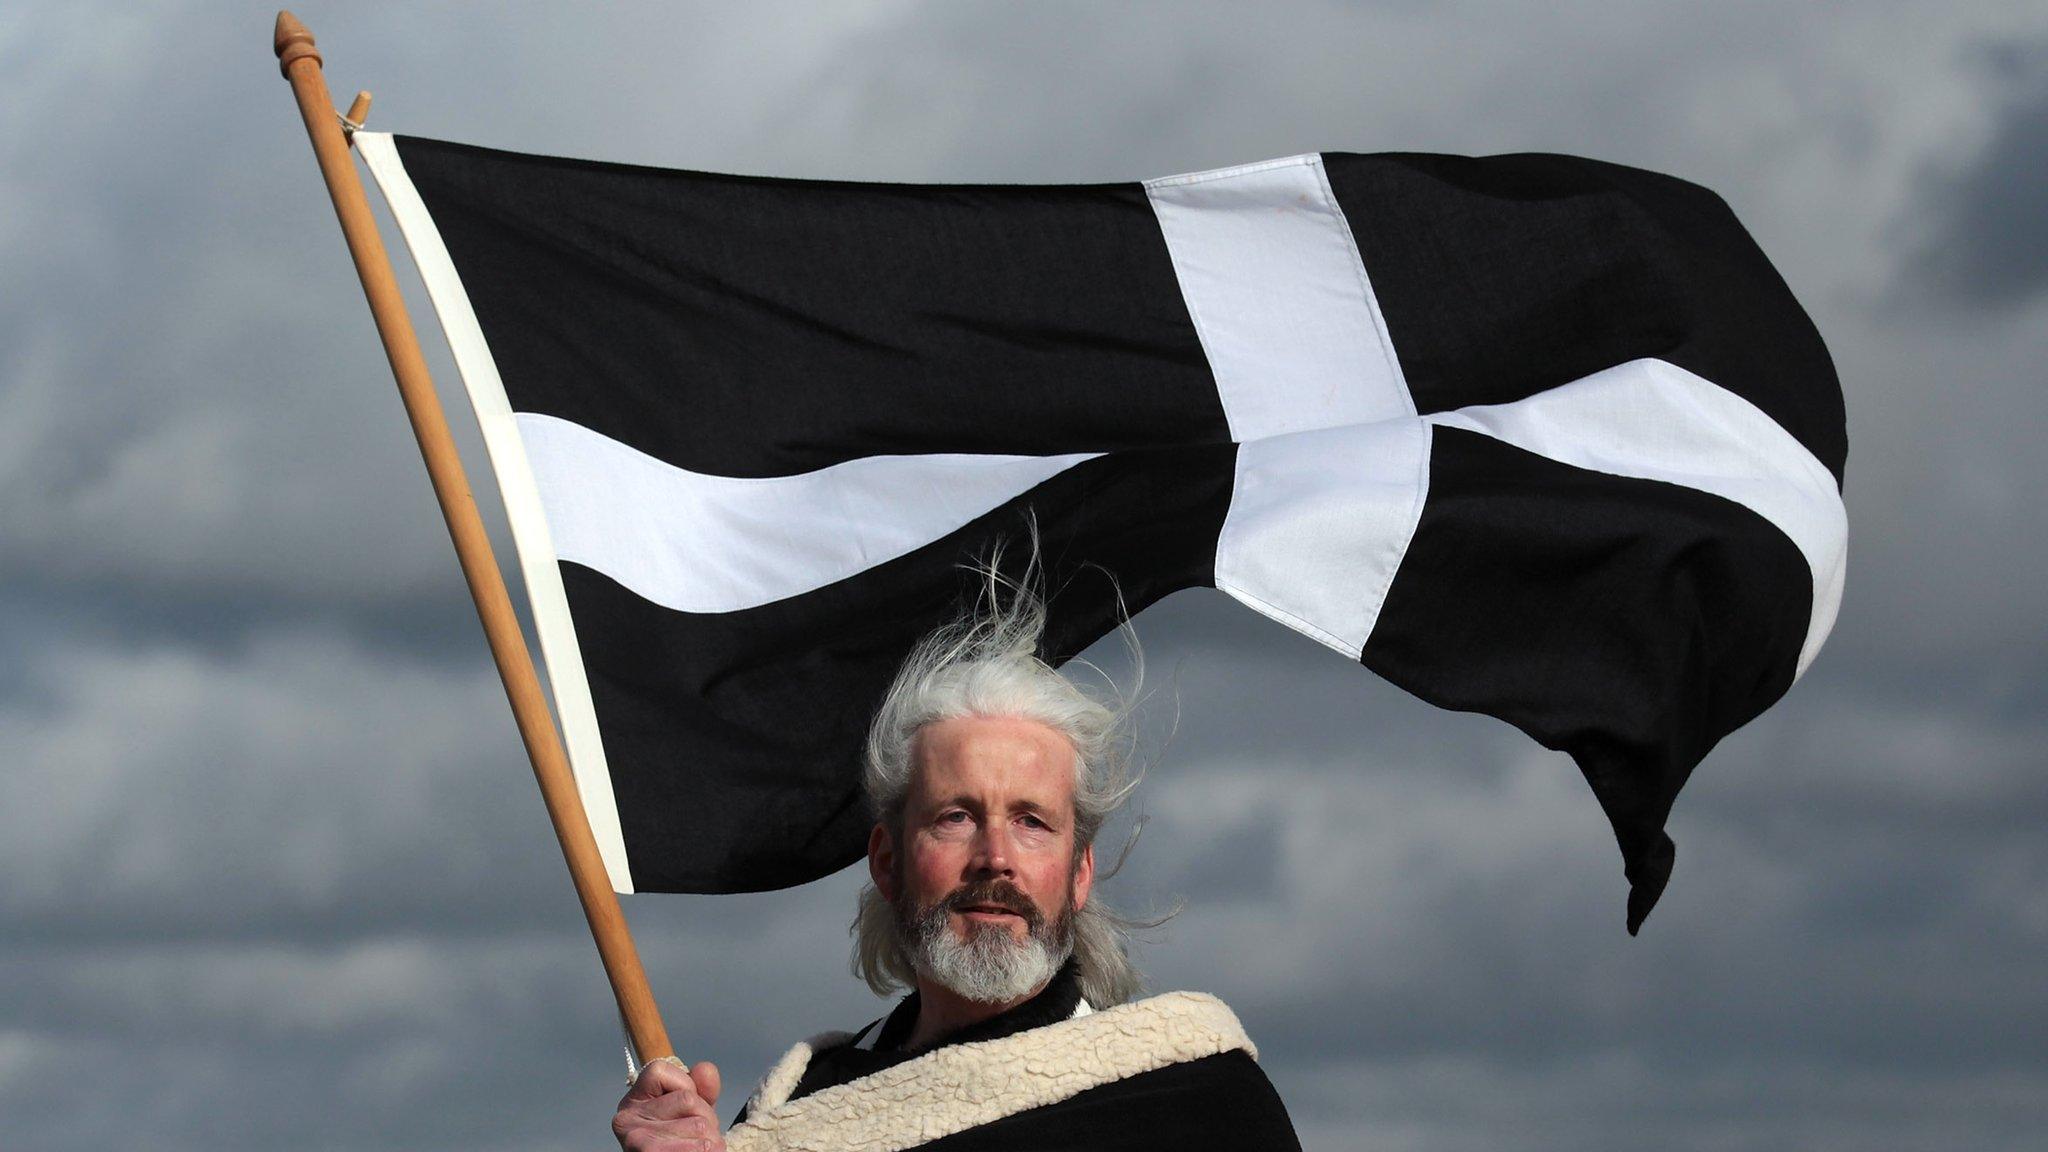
top-left (355, 132), bottom-right (1845, 932)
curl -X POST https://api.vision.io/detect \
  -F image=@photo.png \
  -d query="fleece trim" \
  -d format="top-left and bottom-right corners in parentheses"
top-left (728, 991), bottom-right (1254, 1152)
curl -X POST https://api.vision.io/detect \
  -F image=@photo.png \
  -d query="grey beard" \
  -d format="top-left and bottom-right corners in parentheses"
top-left (896, 879), bottom-right (1075, 1004)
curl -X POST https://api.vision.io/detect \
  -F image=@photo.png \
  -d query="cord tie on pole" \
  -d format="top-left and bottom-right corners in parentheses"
top-left (620, 1006), bottom-right (642, 1085)
top-left (339, 91), bottom-right (372, 138)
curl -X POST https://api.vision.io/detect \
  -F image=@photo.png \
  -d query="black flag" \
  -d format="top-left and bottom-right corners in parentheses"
top-left (359, 133), bottom-right (1845, 932)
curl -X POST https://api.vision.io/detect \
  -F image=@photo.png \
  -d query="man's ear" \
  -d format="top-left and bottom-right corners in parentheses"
top-left (1072, 841), bottom-right (1095, 912)
top-left (867, 823), bottom-right (898, 903)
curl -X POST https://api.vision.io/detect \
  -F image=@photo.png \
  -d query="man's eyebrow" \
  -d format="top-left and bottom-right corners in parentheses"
top-left (928, 796), bottom-right (1059, 819)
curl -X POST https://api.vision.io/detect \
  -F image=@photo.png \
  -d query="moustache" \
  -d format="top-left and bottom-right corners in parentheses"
top-left (941, 879), bottom-right (1045, 931)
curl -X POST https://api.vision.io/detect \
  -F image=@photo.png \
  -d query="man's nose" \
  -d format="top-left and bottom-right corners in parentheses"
top-left (971, 821), bottom-right (1015, 876)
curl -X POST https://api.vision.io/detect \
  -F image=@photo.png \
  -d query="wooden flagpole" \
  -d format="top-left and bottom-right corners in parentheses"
top-left (272, 10), bottom-right (675, 1064)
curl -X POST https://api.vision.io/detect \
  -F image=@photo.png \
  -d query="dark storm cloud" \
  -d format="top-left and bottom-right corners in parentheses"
top-left (1904, 41), bottom-right (2048, 306)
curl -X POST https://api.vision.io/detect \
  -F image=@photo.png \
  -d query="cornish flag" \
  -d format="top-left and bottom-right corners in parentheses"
top-left (356, 133), bottom-right (1845, 932)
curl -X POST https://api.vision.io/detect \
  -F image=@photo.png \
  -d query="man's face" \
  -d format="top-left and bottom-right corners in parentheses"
top-left (869, 714), bottom-right (1095, 964)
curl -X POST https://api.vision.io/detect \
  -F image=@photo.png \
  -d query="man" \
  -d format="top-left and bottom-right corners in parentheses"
top-left (612, 582), bottom-right (1301, 1151)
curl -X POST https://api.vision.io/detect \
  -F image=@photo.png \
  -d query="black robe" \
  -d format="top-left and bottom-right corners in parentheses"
top-left (728, 964), bottom-right (1300, 1151)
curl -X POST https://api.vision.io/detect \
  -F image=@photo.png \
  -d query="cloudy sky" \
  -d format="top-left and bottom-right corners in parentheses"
top-left (4, 2), bottom-right (2045, 1148)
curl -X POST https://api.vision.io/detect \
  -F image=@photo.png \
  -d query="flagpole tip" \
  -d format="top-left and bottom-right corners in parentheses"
top-left (274, 11), bottom-right (321, 78)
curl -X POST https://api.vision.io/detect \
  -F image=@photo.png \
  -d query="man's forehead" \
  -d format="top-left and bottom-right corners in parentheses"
top-left (910, 715), bottom-right (1078, 801)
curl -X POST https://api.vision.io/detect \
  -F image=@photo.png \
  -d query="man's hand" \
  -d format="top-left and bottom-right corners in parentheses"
top-left (612, 1057), bottom-right (724, 1152)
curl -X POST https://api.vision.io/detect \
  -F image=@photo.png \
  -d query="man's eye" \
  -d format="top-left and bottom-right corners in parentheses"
top-left (939, 811), bottom-right (970, 824)
top-left (1020, 815), bottom-right (1049, 830)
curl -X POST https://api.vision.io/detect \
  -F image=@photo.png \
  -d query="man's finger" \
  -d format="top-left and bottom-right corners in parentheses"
top-left (619, 1126), bottom-right (721, 1152)
top-left (626, 1086), bottom-right (716, 1124)
top-left (621, 1057), bottom-right (696, 1104)
top-left (689, 1060), bottom-right (721, 1106)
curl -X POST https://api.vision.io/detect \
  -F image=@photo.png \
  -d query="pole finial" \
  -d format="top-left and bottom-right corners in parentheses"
top-left (274, 11), bottom-right (321, 79)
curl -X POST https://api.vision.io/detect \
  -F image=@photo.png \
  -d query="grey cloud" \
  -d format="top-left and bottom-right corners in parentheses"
top-left (1273, 1053), bottom-right (2046, 1152)
top-left (0, 625), bottom-right (572, 946)
top-left (1902, 41), bottom-right (2048, 306)
top-left (0, 14), bottom-right (471, 604)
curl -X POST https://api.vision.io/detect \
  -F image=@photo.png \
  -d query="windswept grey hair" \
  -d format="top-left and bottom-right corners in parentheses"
top-left (851, 558), bottom-right (1152, 1009)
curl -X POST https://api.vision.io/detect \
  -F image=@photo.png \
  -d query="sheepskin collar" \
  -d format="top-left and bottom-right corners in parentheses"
top-left (729, 991), bottom-right (1255, 1152)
